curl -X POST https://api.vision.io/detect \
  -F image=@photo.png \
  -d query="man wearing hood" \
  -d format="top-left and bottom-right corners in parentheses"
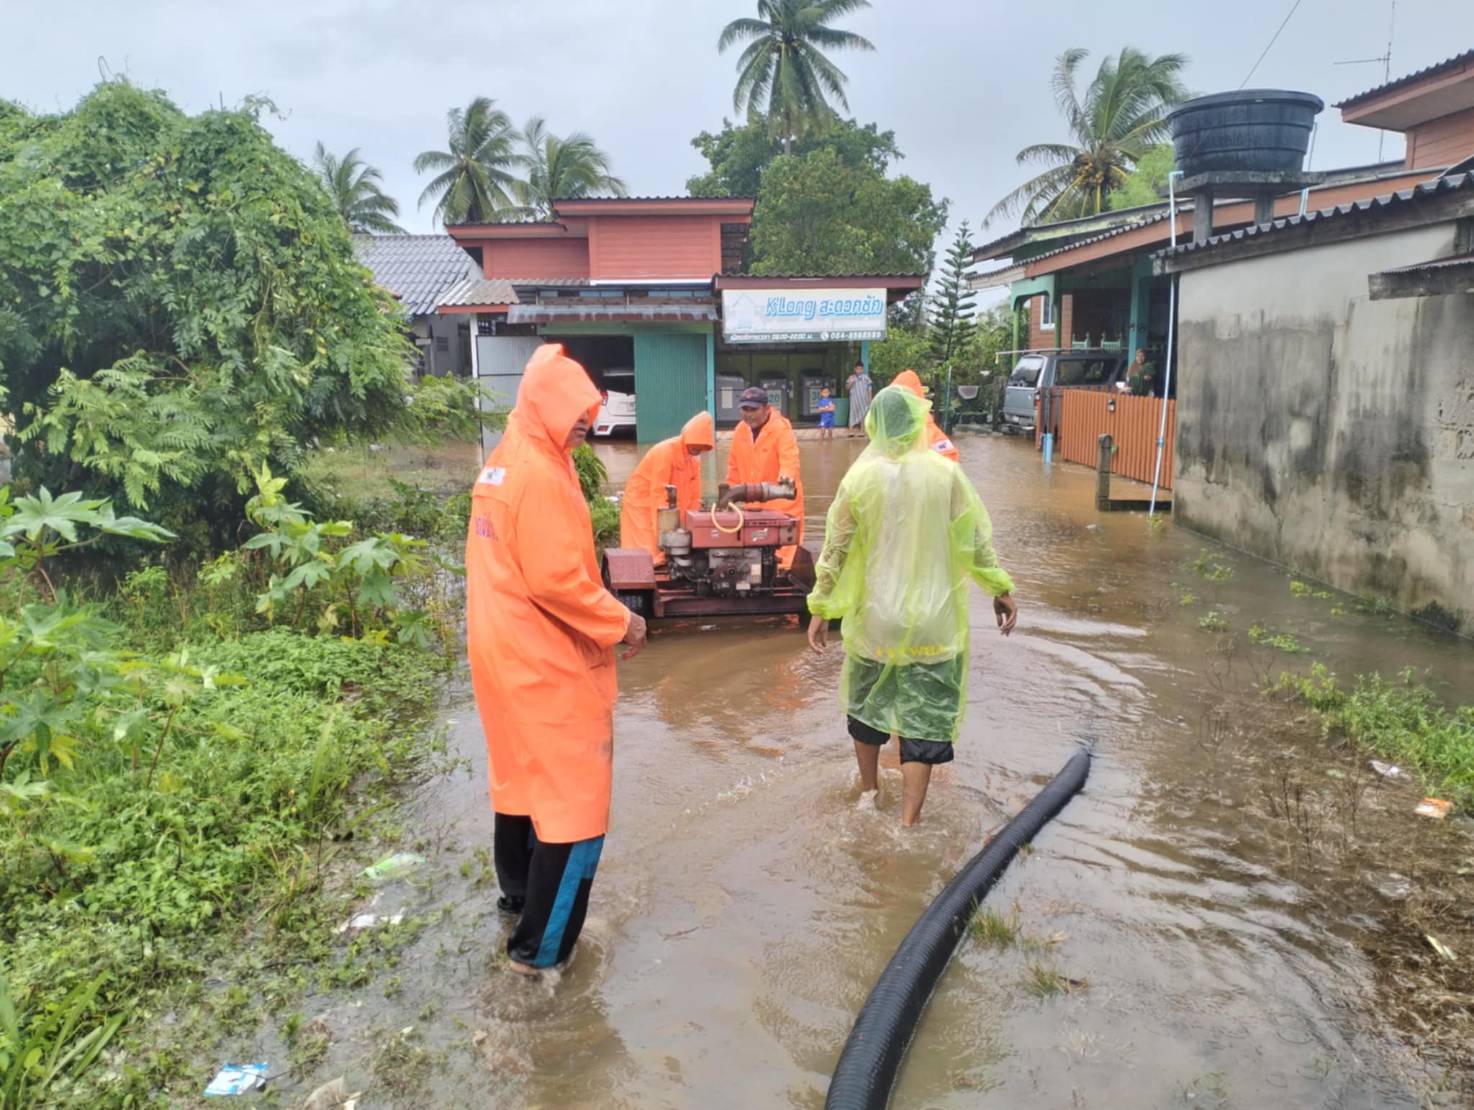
top-left (892, 369), bottom-right (961, 463)
top-left (806, 386), bottom-right (1017, 826)
top-left (466, 344), bottom-right (647, 976)
top-left (619, 411), bottom-right (715, 565)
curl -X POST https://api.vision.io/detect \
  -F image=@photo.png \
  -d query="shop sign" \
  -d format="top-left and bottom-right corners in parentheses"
top-left (721, 288), bottom-right (887, 343)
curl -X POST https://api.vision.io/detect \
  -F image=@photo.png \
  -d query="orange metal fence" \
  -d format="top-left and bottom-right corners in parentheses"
top-left (1045, 389), bottom-right (1176, 490)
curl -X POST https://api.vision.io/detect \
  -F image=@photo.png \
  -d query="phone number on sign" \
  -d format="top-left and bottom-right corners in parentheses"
top-left (725, 330), bottom-right (887, 343)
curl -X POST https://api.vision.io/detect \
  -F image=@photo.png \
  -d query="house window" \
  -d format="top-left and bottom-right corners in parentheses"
top-left (435, 336), bottom-right (450, 353)
top-left (1038, 293), bottom-right (1055, 329)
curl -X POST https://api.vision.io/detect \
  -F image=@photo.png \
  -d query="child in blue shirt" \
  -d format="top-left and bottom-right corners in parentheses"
top-left (817, 386), bottom-right (836, 443)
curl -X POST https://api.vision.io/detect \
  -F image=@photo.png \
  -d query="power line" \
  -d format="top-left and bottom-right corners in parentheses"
top-left (1239, 0), bottom-right (1305, 89)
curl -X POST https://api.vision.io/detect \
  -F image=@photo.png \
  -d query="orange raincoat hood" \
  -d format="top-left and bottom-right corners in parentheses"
top-left (679, 410), bottom-right (715, 452)
top-left (619, 410), bottom-right (713, 563)
top-left (893, 369), bottom-right (927, 398)
top-left (511, 344), bottom-right (602, 453)
top-left (892, 369), bottom-right (959, 463)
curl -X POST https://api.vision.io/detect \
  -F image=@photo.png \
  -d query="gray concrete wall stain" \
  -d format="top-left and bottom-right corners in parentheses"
top-left (1175, 224), bottom-right (1472, 636)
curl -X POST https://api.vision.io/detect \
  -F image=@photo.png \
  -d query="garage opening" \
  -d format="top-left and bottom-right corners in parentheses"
top-left (556, 335), bottom-right (636, 438)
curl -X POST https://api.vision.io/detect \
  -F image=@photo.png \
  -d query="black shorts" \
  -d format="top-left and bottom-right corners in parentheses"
top-left (847, 716), bottom-right (955, 765)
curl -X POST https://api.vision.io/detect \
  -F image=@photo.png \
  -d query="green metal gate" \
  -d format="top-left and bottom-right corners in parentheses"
top-left (633, 332), bottom-right (708, 442)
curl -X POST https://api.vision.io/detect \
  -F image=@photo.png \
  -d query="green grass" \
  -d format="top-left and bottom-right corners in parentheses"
top-left (1277, 664), bottom-right (1474, 811)
top-left (1198, 610), bottom-right (1229, 633)
top-left (970, 907), bottom-right (1022, 949)
top-left (1290, 579), bottom-right (1332, 600)
top-left (1191, 550), bottom-right (1234, 583)
top-left (1248, 624), bottom-right (1307, 653)
top-left (1023, 963), bottom-right (1083, 998)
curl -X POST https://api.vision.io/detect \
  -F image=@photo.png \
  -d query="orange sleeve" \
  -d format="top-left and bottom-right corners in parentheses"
top-left (724, 434), bottom-right (743, 486)
top-left (778, 424), bottom-right (801, 483)
top-left (513, 481), bottom-right (630, 648)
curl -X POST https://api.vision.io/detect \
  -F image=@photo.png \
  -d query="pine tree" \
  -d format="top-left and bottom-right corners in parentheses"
top-left (928, 221), bottom-right (977, 363)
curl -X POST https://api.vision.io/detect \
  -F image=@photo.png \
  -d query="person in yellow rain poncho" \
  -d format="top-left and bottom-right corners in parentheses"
top-left (619, 411), bottom-right (715, 565)
top-left (805, 385), bottom-right (1018, 826)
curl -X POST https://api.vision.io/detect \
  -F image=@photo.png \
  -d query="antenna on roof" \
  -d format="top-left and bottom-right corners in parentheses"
top-left (1334, 0), bottom-right (1397, 161)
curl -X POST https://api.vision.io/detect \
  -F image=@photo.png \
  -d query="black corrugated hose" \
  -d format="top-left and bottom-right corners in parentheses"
top-left (826, 747), bottom-right (1093, 1110)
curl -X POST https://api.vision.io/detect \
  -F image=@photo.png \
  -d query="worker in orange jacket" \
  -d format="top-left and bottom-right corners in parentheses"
top-left (466, 343), bottom-right (647, 977)
top-left (619, 411), bottom-right (715, 565)
top-left (725, 386), bottom-right (804, 568)
top-left (892, 369), bottom-right (961, 462)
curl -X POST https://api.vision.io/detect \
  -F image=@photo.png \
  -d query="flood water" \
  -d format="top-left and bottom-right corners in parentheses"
top-left (277, 433), bottom-right (1474, 1108)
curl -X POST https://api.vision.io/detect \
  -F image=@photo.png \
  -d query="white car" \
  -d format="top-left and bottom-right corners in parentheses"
top-left (593, 369), bottom-right (636, 437)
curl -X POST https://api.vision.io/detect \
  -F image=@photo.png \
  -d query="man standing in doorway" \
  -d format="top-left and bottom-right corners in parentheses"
top-left (1122, 348), bottom-right (1157, 397)
top-left (845, 359), bottom-right (872, 438)
top-left (726, 386), bottom-right (805, 569)
top-left (806, 386), bottom-right (1017, 827)
top-left (466, 344), bottom-right (647, 977)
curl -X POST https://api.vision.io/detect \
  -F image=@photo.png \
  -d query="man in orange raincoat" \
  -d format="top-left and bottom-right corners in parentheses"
top-left (619, 411), bottom-right (715, 565)
top-left (892, 369), bottom-right (961, 462)
top-left (725, 386), bottom-right (804, 568)
top-left (466, 344), bottom-right (647, 976)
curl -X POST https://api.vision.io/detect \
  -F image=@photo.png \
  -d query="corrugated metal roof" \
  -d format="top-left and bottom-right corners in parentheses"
top-left (552, 195), bottom-right (753, 203)
top-left (437, 277), bottom-right (520, 308)
top-left (506, 304), bottom-right (718, 323)
top-left (1335, 49), bottom-right (1474, 109)
top-left (352, 234), bottom-right (477, 316)
top-left (970, 204), bottom-right (1164, 262)
top-left (1164, 173), bottom-right (1473, 257)
top-left (716, 271), bottom-right (924, 279)
top-left (1021, 208), bottom-right (1180, 264)
top-left (1022, 164), bottom-right (1442, 268)
top-left (1378, 249), bottom-right (1474, 275)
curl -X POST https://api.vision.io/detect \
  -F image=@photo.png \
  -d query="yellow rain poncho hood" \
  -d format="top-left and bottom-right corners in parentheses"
top-left (807, 386), bottom-right (1014, 741)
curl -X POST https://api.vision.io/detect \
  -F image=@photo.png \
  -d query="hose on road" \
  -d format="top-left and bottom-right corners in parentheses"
top-left (825, 747), bottom-right (1092, 1110)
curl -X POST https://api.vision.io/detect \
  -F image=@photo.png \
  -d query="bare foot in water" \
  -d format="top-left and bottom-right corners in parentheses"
top-left (507, 959), bottom-right (541, 978)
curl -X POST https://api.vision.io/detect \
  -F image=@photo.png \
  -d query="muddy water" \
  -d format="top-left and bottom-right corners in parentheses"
top-left (287, 433), bottom-right (1473, 1108)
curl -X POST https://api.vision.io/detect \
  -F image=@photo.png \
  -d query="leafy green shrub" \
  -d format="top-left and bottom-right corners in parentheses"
top-left (572, 443), bottom-right (608, 501)
top-left (1, 478), bottom-right (454, 1105)
top-left (0, 81), bottom-right (477, 546)
top-left (1277, 664), bottom-right (1474, 810)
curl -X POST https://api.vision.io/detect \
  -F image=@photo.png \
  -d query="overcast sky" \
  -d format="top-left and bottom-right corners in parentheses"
top-left (7, 0), bottom-right (1473, 278)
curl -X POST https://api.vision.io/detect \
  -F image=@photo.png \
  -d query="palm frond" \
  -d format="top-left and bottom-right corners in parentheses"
top-left (1014, 142), bottom-right (1082, 168)
top-left (804, 25), bottom-right (876, 52)
top-left (718, 17), bottom-right (772, 51)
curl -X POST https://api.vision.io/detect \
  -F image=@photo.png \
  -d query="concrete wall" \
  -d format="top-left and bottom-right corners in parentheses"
top-left (1175, 223), bottom-right (1474, 635)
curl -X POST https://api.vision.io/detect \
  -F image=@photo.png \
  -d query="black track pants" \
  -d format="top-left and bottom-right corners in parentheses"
top-left (493, 812), bottom-right (604, 969)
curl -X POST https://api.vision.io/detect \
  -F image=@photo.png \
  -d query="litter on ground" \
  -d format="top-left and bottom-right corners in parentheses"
top-left (336, 911), bottom-right (405, 934)
top-left (361, 852), bottom-right (425, 882)
top-left (1414, 798), bottom-right (1453, 820)
top-left (203, 1063), bottom-right (268, 1096)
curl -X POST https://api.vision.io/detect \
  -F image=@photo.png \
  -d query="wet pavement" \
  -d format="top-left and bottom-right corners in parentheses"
top-left (272, 432), bottom-right (1474, 1108)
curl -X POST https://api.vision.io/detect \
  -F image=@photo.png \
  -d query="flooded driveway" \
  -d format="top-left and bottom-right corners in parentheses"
top-left (290, 433), bottom-right (1474, 1108)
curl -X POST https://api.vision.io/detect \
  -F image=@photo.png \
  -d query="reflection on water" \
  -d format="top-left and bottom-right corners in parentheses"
top-left (293, 433), bottom-right (1474, 1107)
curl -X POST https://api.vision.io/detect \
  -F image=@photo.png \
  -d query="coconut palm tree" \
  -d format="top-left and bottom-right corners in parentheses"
top-left (718, 0), bottom-right (875, 155)
top-left (511, 118), bottom-right (628, 218)
top-left (988, 47), bottom-right (1190, 226)
top-left (414, 97), bottom-right (522, 225)
top-left (313, 143), bottom-right (404, 234)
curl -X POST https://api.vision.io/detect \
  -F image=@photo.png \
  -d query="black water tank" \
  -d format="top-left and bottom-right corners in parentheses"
top-left (1168, 90), bottom-right (1324, 177)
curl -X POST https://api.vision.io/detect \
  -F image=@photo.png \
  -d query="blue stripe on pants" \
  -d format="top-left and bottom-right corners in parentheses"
top-left (534, 836), bottom-right (604, 967)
